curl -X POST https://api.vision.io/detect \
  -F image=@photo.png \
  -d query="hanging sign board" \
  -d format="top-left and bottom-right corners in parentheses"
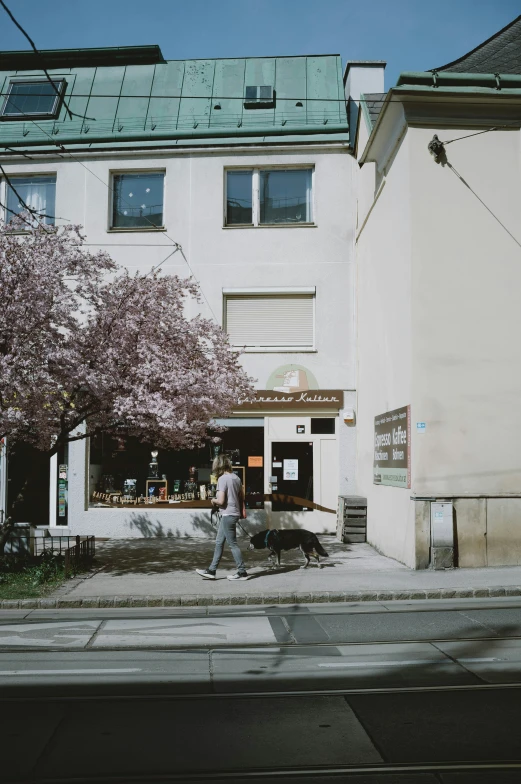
top-left (373, 405), bottom-right (411, 488)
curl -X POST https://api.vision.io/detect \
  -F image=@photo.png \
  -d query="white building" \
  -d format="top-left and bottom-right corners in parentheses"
top-left (0, 45), bottom-right (370, 538)
top-left (354, 16), bottom-right (521, 568)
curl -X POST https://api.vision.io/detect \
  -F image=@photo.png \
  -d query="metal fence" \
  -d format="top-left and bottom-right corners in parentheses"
top-left (3, 534), bottom-right (95, 575)
top-left (64, 535), bottom-right (96, 577)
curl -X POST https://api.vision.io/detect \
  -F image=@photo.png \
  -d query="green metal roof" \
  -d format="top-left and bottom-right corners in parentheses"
top-left (0, 52), bottom-right (348, 151)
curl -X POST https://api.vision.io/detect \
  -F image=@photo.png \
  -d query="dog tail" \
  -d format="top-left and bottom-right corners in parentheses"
top-left (313, 535), bottom-right (329, 557)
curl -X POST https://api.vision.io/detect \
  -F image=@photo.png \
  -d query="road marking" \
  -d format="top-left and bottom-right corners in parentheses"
top-left (0, 668), bottom-right (143, 676)
top-left (317, 658), bottom-right (505, 668)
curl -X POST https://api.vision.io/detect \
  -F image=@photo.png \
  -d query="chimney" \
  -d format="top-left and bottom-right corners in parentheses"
top-left (344, 61), bottom-right (386, 141)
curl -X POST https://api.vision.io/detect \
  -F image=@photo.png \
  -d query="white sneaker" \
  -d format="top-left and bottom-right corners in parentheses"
top-left (227, 571), bottom-right (249, 581)
top-left (196, 569), bottom-right (216, 580)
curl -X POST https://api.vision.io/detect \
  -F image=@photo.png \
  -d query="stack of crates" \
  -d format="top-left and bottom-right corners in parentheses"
top-left (336, 496), bottom-right (367, 543)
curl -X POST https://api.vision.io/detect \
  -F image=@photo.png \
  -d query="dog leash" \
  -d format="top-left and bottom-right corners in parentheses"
top-left (210, 507), bottom-right (251, 537)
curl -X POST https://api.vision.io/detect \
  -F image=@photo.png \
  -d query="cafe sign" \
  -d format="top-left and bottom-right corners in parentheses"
top-left (373, 405), bottom-right (411, 488)
top-left (236, 390), bottom-right (344, 412)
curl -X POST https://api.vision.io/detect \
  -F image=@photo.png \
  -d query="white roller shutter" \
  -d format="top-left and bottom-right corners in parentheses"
top-left (225, 294), bottom-right (314, 348)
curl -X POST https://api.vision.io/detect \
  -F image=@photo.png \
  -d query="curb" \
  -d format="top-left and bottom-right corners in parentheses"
top-left (2, 586), bottom-right (521, 609)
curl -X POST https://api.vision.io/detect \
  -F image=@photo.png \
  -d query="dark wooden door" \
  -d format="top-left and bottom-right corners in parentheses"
top-left (271, 441), bottom-right (313, 512)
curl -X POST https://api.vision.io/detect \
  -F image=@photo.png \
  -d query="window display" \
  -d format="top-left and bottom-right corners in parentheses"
top-left (89, 426), bottom-right (264, 509)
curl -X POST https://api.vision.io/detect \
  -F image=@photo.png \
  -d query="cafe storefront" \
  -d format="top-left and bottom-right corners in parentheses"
top-left (56, 366), bottom-right (350, 538)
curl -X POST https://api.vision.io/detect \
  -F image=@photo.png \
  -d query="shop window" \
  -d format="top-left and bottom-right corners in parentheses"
top-left (111, 171), bottom-right (164, 230)
top-left (311, 418), bottom-right (335, 434)
top-left (1, 80), bottom-right (64, 119)
top-left (225, 167), bottom-right (313, 226)
top-left (89, 426), bottom-right (264, 510)
top-left (225, 292), bottom-right (315, 350)
top-left (5, 175), bottom-right (56, 227)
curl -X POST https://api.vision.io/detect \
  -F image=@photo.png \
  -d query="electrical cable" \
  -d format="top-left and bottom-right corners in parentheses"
top-left (0, 98), bottom-right (220, 322)
top-left (0, 0), bottom-right (95, 122)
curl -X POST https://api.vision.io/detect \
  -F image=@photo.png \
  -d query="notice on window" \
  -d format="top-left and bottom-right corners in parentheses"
top-left (248, 456), bottom-right (263, 467)
top-left (283, 459), bottom-right (299, 481)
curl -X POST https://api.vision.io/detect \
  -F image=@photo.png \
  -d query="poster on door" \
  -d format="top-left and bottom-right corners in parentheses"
top-left (283, 459), bottom-right (299, 481)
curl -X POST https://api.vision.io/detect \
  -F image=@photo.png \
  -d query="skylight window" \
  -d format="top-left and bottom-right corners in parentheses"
top-left (1, 80), bottom-right (65, 119)
top-left (244, 85), bottom-right (274, 107)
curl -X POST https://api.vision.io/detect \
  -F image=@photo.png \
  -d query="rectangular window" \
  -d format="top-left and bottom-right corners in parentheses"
top-left (5, 175), bottom-right (56, 226)
top-left (226, 171), bottom-right (252, 225)
top-left (311, 418), bottom-right (336, 434)
top-left (225, 292), bottom-right (315, 350)
top-left (260, 169), bottom-right (312, 224)
top-left (112, 172), bottom-right (164, 229)
top-left (1, 80), bottom-right (64, 118)
top-left (225, 167), bottom-right (313, 227)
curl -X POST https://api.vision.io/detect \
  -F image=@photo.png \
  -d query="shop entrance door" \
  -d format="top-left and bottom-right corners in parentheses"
top-left (271, 442), bottom-right (313, 512)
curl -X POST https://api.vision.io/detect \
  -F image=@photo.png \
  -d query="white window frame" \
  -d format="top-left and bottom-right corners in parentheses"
top-left (0, 172), bottom-right (57, 228)
top-left (108, 169), bottom-right (166, 232)
top-left (224, 166), bottom-right (315, 228)
top-left (223, 287), bottom-right (316, 353)
top-left (1, 79), bottom-right (65, 119)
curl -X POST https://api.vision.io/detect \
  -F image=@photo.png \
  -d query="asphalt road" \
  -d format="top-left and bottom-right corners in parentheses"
top-left (2, 598), bottom-right (521, 783)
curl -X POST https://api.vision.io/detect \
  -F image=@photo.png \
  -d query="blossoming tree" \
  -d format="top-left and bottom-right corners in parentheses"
top-left (0, 222), bottom-right (253, 548)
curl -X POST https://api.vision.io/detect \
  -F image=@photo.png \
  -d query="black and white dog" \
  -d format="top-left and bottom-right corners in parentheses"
top-left (249, 528), bottom-right (329, 569)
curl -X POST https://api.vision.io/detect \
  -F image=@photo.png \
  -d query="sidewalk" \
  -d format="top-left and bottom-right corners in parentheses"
top-left (2, 536), bottom-right (521, 609)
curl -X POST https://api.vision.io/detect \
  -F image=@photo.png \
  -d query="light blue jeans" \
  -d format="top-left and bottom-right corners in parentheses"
top-left (209, 515), bottom-right (246, 572)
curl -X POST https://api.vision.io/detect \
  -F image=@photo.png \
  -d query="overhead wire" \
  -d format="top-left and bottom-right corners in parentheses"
top-left (0, 0), bottom-right (95, 122)
top-left (0, 99), bottom-right (220, 322)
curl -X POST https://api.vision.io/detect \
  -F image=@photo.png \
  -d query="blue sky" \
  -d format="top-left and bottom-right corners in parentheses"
top-left (1, 0), bottom-right (520, 87)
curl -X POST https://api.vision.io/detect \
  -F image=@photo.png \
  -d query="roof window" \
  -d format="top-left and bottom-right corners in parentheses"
top-left (244, 85), bottom-right (275, 108)
top-left (1, 79), bottom-right (65, 119)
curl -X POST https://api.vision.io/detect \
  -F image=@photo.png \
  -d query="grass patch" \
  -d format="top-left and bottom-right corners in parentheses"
top-left (0, 552), bottom-right (70, 600)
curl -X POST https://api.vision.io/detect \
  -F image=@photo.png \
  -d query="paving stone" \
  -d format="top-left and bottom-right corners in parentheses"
top-left (212, 595), bottom-right (231, 606)
top-left (57, 599), bottom-right (83, 608)
top-left (425, 590), bottom-right (442, 599)
top-left (146, 597), bottom-right (163, 607)
top-left (262, 594), bottom-right (280, 604)
top-left (80, 598), bottom-right (100, 608)
top-left (163, 597), bottom-right (181, 606)
top-left (377, 592), bottom-right (394, 601)
top-left (440, 590), bottom-right (458, 599)
top-left (342, 592), bottom-right (362, 602)
top-left (489, 587), bottom-right (506, 597)
top-left (245, 595), bottom-right (263, 605)
top-left (99, 597), bottom-right (115, 608)
top-left (312, 592), bottom-right (331, 603)
top-left (408, 591), bottom-right (427, 600)
top-left (180, 595), bottom-right (199, 606)
top-left (326, 591), bottom-right (345, 602)
top-left (294, 593), bottom-right (313, 604)
top-left (114, 597), bottom-right (131, 607)
top-left (37, 598), bottom-right (57, 608)
top-left (391, 591), bottom-right (412, 600)
top-left (454, 589), bottom-right (473, 598)
top-left (130, 597), bottom-right (146, 607)
top-left (230, 594), bottom-right (248, 604)
top-left (278, 593), bottom-right (295, 605)
top-left (1, 600), bottom-right (20, 609)
top-left (19, 600), bottom-right (38, 609)
top-left (472, 589), bottom-right (490, 598)
top-left (505, 587), bottom-right (521, 596)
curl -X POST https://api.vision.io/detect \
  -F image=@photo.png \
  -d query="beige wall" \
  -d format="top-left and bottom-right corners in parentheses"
top-left (357, 106), bottom-right (521, 567)
top-left (409, 126), bottom-right (521, 496)
top-left (355, 129), bottom-right (417, 567)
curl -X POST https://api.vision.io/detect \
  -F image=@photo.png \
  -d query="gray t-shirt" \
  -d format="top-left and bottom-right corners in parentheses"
top-left (217, 472), bottom-right (243, 517)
